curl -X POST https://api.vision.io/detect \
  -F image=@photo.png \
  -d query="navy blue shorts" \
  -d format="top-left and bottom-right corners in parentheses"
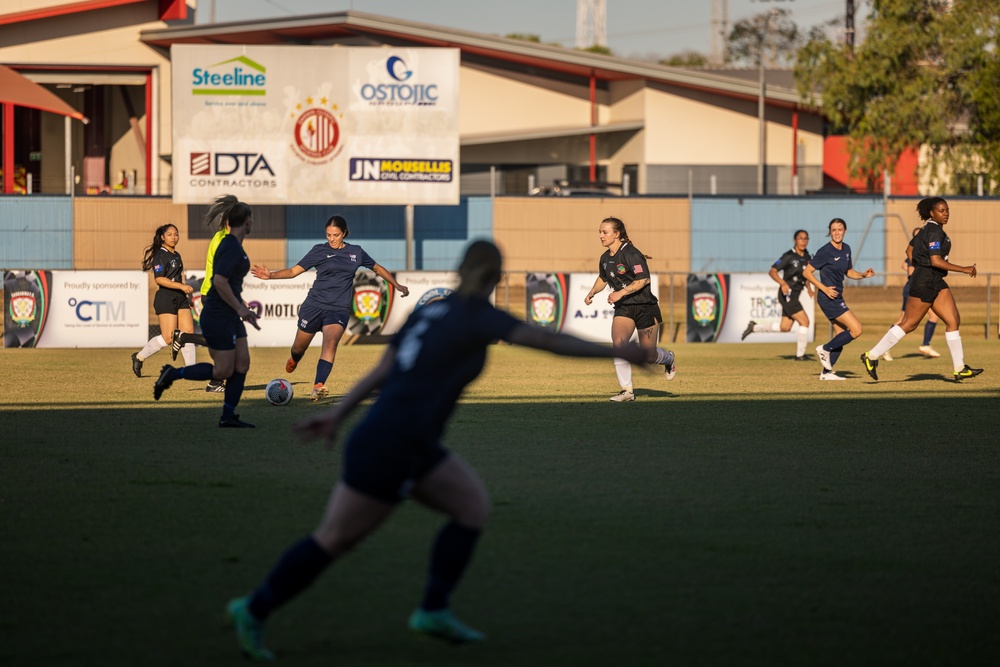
top-left (817, 295), bottom-right (849, 321)
top-left (154, 289), bottom-right (191, 316)
top-left (200, 304), bottom-right (246, 351)
top-left (613, 302), bottom-right (662, 330)
top-left (296, 301), bottom-right (350, 334)
top-left (342, 423), bottom-right (450, 504)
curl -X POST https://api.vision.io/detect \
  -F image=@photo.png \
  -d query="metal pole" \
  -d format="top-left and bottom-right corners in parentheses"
top-left (65, 116), bottom-right (72, 194)
top-left (986, 273), bottom-right (992, 340)
top-left (757, 56), bottom-right (765, 195)
top-left (405, 204), bottom-right (414, 271)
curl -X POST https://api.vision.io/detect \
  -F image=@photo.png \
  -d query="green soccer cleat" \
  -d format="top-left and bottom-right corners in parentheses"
top-left (408, 608), bottom-right (485, 645)
top-left (226, 597), bottom-right (275, 661)
top-left (953, 364), bottom-right (984, 381)
top-left (860, 352), bottom-right (879, 381)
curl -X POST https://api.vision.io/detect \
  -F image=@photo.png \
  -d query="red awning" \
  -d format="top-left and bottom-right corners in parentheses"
top-left (0, 64), bottom-right (88, 122)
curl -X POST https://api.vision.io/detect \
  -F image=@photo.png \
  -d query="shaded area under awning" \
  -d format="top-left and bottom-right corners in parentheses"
top-left (0, 63), bottom-right (88, 122)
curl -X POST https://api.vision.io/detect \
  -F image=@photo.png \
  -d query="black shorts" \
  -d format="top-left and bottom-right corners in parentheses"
top-left (342, 422), bottom-right (449, 503)
top-left (200, 302), bottom-right (247, 351)
top-left (780, 289), bottom-right (805, 317)
top-left (908, 267), bottom-right (948, 304)
top-left (613, 302), bottom-right (662, 330)
top-left (154, 289), bottom-right (191, 315)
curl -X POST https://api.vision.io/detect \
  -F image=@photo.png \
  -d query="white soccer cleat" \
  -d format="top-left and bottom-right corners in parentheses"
top-left (881, 350), bottom-right (893, 361)
top-left (609, 389), bottom-right (635, 402)
top-left (815, 345), bottom-right (833, 371)
top-left (919, 345), bottom-right (941, 358)
top-left (819, 371), bottom-right (846, 381)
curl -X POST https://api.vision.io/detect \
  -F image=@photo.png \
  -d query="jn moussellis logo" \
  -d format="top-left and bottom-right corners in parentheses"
top-left (290, 96), bottom-right (344, 164)
top-left (360, 55), bottom-right (439, 106)
top-left (191, 56), bottom-right (267, 96)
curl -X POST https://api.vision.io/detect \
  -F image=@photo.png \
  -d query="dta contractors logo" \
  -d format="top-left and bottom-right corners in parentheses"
top-left (290, 98), bottom-right (344, 164)
top-left (188, 152), bottom-right (277, 189)
top-left (359, 55), bottom-right (439, 106)
top-left (349, 158), bottom-right (453, 183)
top-left (191, 55), bottom-right (267, 96)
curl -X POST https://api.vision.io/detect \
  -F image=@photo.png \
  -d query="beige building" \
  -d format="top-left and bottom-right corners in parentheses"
top-left (0, 0), bottom-right (824, 197)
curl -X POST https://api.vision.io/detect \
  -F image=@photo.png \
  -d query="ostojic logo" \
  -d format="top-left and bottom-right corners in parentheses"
top-left (359, 55), bottom-right (439, 106)
top-left (191, 55), bottom-right (267, 96)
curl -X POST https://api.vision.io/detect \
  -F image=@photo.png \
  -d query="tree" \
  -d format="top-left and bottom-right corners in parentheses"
top-left (659, 50), bottom-right (710, 67)
top-left (795, 0), bottom-right (1000, 190)
top-left (727, 8), bottom-right (802, 67)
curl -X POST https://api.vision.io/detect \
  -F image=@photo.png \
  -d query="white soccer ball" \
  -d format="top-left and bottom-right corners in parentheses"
top-left (265, 378), bottom-right (293, 406)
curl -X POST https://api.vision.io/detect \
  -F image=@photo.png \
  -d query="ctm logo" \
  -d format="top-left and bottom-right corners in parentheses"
top-left (190, 153), bottom-right (275, 176)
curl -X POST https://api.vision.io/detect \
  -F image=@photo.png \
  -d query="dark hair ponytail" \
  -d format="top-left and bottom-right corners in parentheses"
top-left (916, 197), bottom-right (946, 221)
top-left (326, 215), bottom-right (350, 238)
top-left (601, 216), bottom-right (652, 259)
top-left (141, 224), bottom-right (177, 272)
top-left (204, 194), bottom-right (252, 230)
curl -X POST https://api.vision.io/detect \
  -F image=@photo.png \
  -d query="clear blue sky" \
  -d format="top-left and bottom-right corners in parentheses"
top-left (195, 0), bottom-right (860, 60)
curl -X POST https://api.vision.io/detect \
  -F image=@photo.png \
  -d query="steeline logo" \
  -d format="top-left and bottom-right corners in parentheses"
top-left (191, 55), bottom-right (267, 96)
top-left (349, 158), bottom-right (452, 183)
top-left (360, 55), bottom-right (439, 106)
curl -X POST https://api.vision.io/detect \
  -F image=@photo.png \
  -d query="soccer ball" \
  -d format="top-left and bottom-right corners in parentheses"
top-left (265, 379), bottom-right (293, 406)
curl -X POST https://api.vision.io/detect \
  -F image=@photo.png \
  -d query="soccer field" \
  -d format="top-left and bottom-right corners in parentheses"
top-left (2, 341), bottom-right (999, 666)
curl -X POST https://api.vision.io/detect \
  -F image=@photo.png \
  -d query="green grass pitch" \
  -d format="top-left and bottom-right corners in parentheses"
top-left (2, 339), bottom-right (998, 666)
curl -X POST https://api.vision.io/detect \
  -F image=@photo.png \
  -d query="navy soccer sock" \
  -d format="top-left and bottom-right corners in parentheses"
top-left (222, 371), bottom-right (246, 419)
top-left (923, 321), bottom-right (937, 346)
top-left (177, 362), bottom-right (213, 381)
top-left (421, 521), bottom-right (482, 611)
top-left (248, 536), bottom-right (332, 621)
top-left (823, 330), bottom-right (855, 353)
top-left (315, 359), bottom-right (333, 386)
top-left (830, 346), bottom-right (844, 366)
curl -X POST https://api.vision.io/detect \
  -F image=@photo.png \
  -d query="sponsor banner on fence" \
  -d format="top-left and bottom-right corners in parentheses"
top-left (687, 273), bottom-right (815, 343)
top-left (526, 272), bottom-right (659, 343)
top-left (171, 45), bottom-right (459, 205)
top-left (3, 270), bottom-right (147, 348)
top-left (381, 272), bottom-right (463, 335)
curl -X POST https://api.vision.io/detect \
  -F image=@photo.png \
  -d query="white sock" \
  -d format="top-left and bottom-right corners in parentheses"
top-left (181, 344), bottom-right (196, 366)
top-left (754, 322), bottom-right (781, 333)
top-left (868, 325), bottom-right (906, 359)
top-left (796, 325), bottom-right (809, 357)
top-left (613, 358), bottom-right (632, 390)
top-left (945, 330), bottom-right (964, 371)
top-left (138, 335), bottom-right (167, 361)
top-left (654, 348), bottom-right (674, 366)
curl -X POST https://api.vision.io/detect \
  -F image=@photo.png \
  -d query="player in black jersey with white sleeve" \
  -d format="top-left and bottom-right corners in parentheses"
top-left (741, 229), bottom-right (815, 360)
top-left (222, 241), bottom-right (655, 660)
top-left (130, 224), bottom-right (197, 377)
top-left (862, 197), bottom-right (982, 382)
top-left (584, 216), bottom-right (676, 402)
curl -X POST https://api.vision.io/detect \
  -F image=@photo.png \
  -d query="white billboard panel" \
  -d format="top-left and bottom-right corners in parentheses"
top-left (39, 271), bottom-right (147, 348)
top-left (171, 45), bottom-right (460, 205)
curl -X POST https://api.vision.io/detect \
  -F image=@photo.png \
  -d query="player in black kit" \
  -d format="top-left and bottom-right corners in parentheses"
top-left (130, 224), bottom-right (197, 376)
top-left (862, 197), bottom-right (983, 382)
top-left (741, 229), bottom-right (815, 360)
top-left (584, 216), bottom-right (676, 402)
top-left (222, 241), bottom-right (654, 660)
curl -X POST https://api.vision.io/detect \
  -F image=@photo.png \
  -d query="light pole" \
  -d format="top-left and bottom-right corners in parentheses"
top-left (754, 0), bottom-right (790, 195)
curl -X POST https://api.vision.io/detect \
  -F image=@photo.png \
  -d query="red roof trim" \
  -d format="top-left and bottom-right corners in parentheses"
top-left (0, 0), bottom-right (147, 26)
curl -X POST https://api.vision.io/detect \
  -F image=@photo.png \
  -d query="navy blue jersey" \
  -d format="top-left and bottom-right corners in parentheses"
top-left (152, 248), bottom-right (185, 294)
top-left (911, 222), bottom-right (951, 276)
top-left (365, 293), bottom-right (520, 442)
top-left (809, 241), bottom-right (854, 297)
top-left (772, 248), bottom-right (811, 293)
top-left (598, 243), bottom-right (657, 306)
top-left (205, 234), bottom-right (250, 309)
top-left (296, 242), bottom-right (376, 310)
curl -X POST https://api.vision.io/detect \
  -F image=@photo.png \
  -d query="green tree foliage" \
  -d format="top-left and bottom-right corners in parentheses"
top-left (795, 0), bottom-right (1000, 189)
top-left (659, 50), bottom-right (710, 67)
top-left (504, 33), bottom-right (542, 43)
top-left (728, 8), bottom-right (802, 67)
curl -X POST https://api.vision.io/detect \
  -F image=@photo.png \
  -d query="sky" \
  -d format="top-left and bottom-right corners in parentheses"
top-left (194, 0), bottom-right (861, 61)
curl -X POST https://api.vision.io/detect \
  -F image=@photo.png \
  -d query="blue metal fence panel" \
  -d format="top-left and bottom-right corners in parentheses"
top-left (414, 196), bottom-right (493, 270)
top-left (0, 197), bottom-right (73, 268)
top-left (285, 205), bottom-right (407, 270)
top-left (690, 197), bottom-right (887, 284)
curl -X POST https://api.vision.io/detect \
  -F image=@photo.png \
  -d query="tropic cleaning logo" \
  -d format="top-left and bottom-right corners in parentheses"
top-left (192, 56), bottom-right (267, 96)
top-left (359, 55), bottom-right (438, 106)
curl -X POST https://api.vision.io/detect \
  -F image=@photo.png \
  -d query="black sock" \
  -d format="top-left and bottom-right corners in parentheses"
top-left (222, 371), bottom-right (246, 419)
top-left (181, 333), bottom-right (208, 347)
top-left (291, 349), bottom-right (305, 362)
top-left (421, 522), bottom-right (482, 611)
top-left (248, 536), bottom-right (332, 620)
top-left (178, 362), bottom-right (213, 381)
